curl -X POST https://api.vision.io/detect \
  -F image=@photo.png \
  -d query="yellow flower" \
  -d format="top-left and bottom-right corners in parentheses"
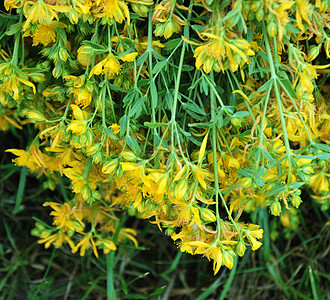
top-left (193, 166), bottom-right (213, 190)
top-left (22, 1), bottom-right (70, 32)
top-left (72, 232), bottom-right (99, 258)
top-left (92, 0), bottom-right (130, 25)
top-left (110, 123), bottom-right (120, 135)
top-left (248, 235), bottom-right (263, 251)
top-left (89, 55), bottom-right (121, 79)
top-left (310, 172), bottom-right (329, 192)
top-left (33, 23), bottom-right (56, 46)
top-left (295, 0), bottom-right (312, 32)
top-left (67, 105), bottom-right (89, 135)
top-left (95, 237), bottom-right (117, 254)
top-left (0, 62), bottom-right (36, 100)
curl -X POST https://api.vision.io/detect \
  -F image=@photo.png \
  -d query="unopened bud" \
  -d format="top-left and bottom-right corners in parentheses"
top-left (270, 199), bottom-right (281, 216)
top-left (308, 45), bottom-right (320, 62)
top-left (267, 21), bottom-right (278, 38)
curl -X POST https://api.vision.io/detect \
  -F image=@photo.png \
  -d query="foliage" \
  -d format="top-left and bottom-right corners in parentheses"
top-left (0, 0), bottom-right (329, 297)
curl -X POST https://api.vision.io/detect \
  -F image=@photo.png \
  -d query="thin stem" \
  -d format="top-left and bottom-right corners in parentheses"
top-left (210, 71), bottom-right (221, 238)
top-left (147, 10), bottom-right (157, 146)
top-left (263, 22), bottom-right (292, 184)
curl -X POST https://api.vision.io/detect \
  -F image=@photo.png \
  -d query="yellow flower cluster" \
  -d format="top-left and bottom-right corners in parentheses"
top-left (1, 0), bottom-right (329, 275)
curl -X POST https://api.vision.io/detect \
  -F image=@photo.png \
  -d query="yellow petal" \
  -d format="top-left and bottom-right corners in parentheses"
top-left (198, 132), bottom-right (208, 165)
top-left (119, 52), bottom-right (138, 62)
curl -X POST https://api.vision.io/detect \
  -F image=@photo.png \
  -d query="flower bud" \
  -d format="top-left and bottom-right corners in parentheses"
top-left (270, 199), bottom-right (281, 216)
top-left (59, 48), bottom-right (69, 61)
top-left (200, 207), bottom-right (216, 222)
top-left (66, 228), bottom-right (75, 237)
top-left (40, 230), bottom-right (51, 239)
top-left (236, 240), bottom-right (246, 257)
top-left (231, 117), bottom-right (243, 127)
top-left (308, 45), bottom-right (320, 62)
top-left (250, 1), bottom-right (261, 12)
top-left (93, 151), bottom-right (102, 164)
top-left (256, 8), bottom-right (264, 22)
top-left (23, 109), bottom-right (46, 122)
top-left (102, 158), bottom-right (119, 174)
top-left (223, 249), bottom-right (235, 269)
top-left (267, 21), bottom-right (278, 38)
top-left (291, 194), bottom-right (302, 208)
top-left (164, 21), bottom-right (174, 39)
top-left (121, 150), bottom-right (137, 162)
top-left (174, 180), bottom-right (188, 199)
top-left (81, 185), bottom-right (91, 200)
top-left (154, 23), bottom-right (165, 37)
top-left (68, 9), bottom-right (79, 24)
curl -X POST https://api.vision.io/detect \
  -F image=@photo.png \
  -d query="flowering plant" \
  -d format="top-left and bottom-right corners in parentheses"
top-left (1, 0), bottom-right (329, 279)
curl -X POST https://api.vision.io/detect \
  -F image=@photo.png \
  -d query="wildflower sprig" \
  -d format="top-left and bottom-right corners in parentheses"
top-left (1, 0), bottom-right (329, 276)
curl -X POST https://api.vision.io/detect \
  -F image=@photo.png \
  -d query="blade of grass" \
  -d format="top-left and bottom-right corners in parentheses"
top-left (308, 266), bottom-right (319, 300)
top-left (161, 251), bottom-right (182, 277)
top-left (33, 248), bottom-right (56, 297)
top-left (13, 166), bottom-right (27, 214)
top-left (3, 220), bottom-right (35, 298)
top-left (218, 255), bottom-right (238, 300)
top-left (195, 276), bottom-right (223, 300)
top-left (262, 271), bottom-right (313, 300)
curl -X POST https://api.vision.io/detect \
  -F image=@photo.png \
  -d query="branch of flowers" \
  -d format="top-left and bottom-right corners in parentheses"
top-left (210, 71), bottom-right (238, 234)
top-left (263, 22), bottom-right (293, 185)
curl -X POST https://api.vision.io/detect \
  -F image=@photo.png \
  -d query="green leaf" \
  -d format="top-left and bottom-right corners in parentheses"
top-left (200, 77), bottom-right (209, 96)
top-left (181, 100), bottom-right (206, 116)
top-left (150, 79), bottom-right (158, 108)
top-left (164, 38), bottom-right (182, 51)
top-left (255, 166), bottom-right (265, 187)
top-left (316, 153), bottom-right (330, 160)
top-left (136, 51), bottom-right (148, 66)
top-left (5, 22), bottom-right (22, 36)
top-left (82, 40), bottom-right (107, 51)
top-left (287, 22), bottom-right (300, 34)
top-left (126, 135), bottom-right (141, 153)
top-left (104, 126), bottom-right (117, 139)
top-left (117, 48), bottom-right (135, 59)
top-left (279, 77), bottom-right (297, 98)
top-left (129, 95), bottom-right (146, 118)
top-left (233, 111), bottom-right (250, 118)
top-left (266, 185), bottom-right (287, 196)
top-left (154, 132), bottom-right (169, 149)
top-left (238, 168), bottom-right (253, 178)
top-left (120, 115), bottom-right (128, 138)
top-left (153, 59), bottom-right (168, 74)
top-left (164, 91), bottom-right (173, 109)
top-left (256, 79), bottom-right (273, 94)
top-left (314, 143), bottom-right (330, 153)
top-left (177, 125), bottom-right (191, 137)
top-left (144, 122), bottom-right (167, 129)
top-left (289, 182), bottom-right (305, 189)
top-left (55, 26), bottom-right (67, 44)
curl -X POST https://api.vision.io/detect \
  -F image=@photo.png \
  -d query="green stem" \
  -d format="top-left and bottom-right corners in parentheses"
top-left (147, 10), bottom-right (157, 146)
top-left (203, 74), bottom-right (225, 109)
top-left (170, 35), bottom-right (187, 123)
top-left (263, 22), bottom-right (292, 184)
